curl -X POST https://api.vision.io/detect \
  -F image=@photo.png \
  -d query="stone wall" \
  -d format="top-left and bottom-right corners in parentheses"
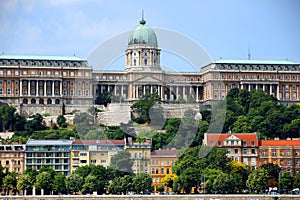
top-left (98, 103), bottom-right (131, 126)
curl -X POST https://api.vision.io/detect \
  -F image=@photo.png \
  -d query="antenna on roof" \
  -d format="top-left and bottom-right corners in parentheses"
top-left (140, 9), bottom-right (146, 25)
top-left (248, 44), bottom-right (251, 60)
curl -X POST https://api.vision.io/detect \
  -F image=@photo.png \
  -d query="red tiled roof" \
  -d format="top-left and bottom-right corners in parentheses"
top-left (259, 140), bottom-right (300, 147)
top-left (151, 149), bottom-right (178, 158)
top-left (72, 140), bottom-right (125, 145)
top-left (205, 133), bottom-right (259, 147)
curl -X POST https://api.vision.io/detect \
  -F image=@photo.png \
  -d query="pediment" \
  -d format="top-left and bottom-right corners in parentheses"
top-left (134, 76), bottom-right (162, 83)
top-left (225, 135), bottom-right (241, 141)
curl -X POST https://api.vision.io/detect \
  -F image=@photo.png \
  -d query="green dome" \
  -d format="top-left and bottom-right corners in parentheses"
top-left (128, 19), bottom-right (158, 46)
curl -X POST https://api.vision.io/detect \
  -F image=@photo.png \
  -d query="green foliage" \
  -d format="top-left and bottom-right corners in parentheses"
top-left (82, 174), bottom-right (98, 194)
top-left (132, 173), bottom-right (152, 193)
top-left (162, 174), bottom-right (178, 189)
top-left (222, 88), bottom-right (300, 139)
top-left (2, 172), bottom-right (17, 195)
top-left (66, 173), bottom-right (83, 194)
top-left (246, 168), bottom-right (269, 193)
top-left (294, 171), bottom-right (300, 188)
top-left (34, 171), bottom-right (52, 190)
top-left (52, 173), bottom-right (66, 194)
top-left (57, 115), bottom-right (67, 128)
top-left (260, 163), bottom-right (281, 179)
top-left (212, 172), bottom-right (242, 193)
top-left (110, 150), bottom-right (133, 174)
top-left (156, 185), bottom-right (164, 192)
top-left (279, 172), bottom-right (294, 190)
top-left (17, 173), bottom-right (33, 193)
top-left (109, 175), bottom-right (134, 194)
top-left (95, 91), bottom-right (112, 106)
top-left (131, 93), bottom-right (161, 124)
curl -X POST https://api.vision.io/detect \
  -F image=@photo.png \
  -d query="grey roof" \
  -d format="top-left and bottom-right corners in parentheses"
top-left (214, 59), bottom-right (298, 65)
top-left (26, 139), bottom-right (74, 146)
top-left (0, 54), bottom-right (86, 61)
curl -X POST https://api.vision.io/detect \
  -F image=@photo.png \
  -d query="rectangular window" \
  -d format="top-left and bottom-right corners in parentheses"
top-left (63, 72), bottom-right (67, 76)
top-left (243, 158), bottom-right (248, 165)
top-left (243, 149), bottom-right (248, 154)
top-left (80, 152), bottom-right (87, 156)
top-left (91, 160), bottom-right (96, 164)
top-left (70, 72), bottom-right (74, 76)
top-left (85, 89), bottom-right (89, 96)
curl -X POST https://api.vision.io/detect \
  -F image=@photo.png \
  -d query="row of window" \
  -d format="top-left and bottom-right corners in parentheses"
top-left (151, 160), bottom-right (175, 166)
top-left (0, 70), bottom-right (90, 77)
top-left (0, 60), bottom-right (86, 67)
top-left (151, 167), bottom-right (171, 174)
top-left (0, 88), bottom-right (89, 96)
top-left (262, 150), bottom-right (300, 156)
top-left (213, 140), bottom-right (256, 147)
top-left (227, 148), bottom-right (256, 154)
top-left (217, 73), bottom-right (299, 81)
top-left (0, 80), bottom-right (90, 88)
top-left (219, 64), bottom-right (298, 71)
top-left (27, 158), bottom-right (69, 164)
top-left (0, 160), bottom-right (21, 165)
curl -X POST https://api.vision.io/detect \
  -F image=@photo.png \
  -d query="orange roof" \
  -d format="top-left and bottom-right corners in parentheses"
top-left (259, 140), bottom-right (300, 147)
top-left (72, 140), bottom-right (125, 145)
top-left (205, 133), bottom-right (259, 147)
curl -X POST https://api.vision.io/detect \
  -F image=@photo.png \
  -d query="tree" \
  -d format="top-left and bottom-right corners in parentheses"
top-left (2, 172), bottom-right (17, 195)
top-left (279, 172), bottom-right (294, 190)
top-left (131, 93), bottom-right (161, 124)
top-left (17, 173), bottom-right (33, 195)
top-left (162, 174), bottom-right (178, 190)
top-left (232, 115), bottom-right (252, 133)
top-left (0, 104), bottom-right (17, 131)
top-left (109, 175), bottom-right (134, 195)
top-left (52, 173), bottom-right (66, 195)
top-left (25, 113), bottom-right (46, 133)
top-left (212, 172), bottom-right (242, 193)
top-left (110, 150), bottom-right (133, 174)
top-left (57, 115), bottom-right (67, 128)
top-left (177, 167), bottom-right (202, 193)
top-left (65, 173), bottom-right (83, 194)
top-left (132, 173), bottom-right (152, 194)
top-left (246, 168), bottom-right (269, 193)
top-left (156, 185), bottom-right (165, 193)
top-left (73, 112), bottom-right (96, 137)
top-left (294, 171), bottom-right (300, 189)
top-left (95, 91), bottom-right (112, 106)
top-left (34, 171), bottom-right (53, 194)
top-left (82, 174), bottom-right (97, 194)
top-left (260, 163), bottom-right (281, 179)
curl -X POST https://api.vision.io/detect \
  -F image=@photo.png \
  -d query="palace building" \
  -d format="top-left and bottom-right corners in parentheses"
top-left (0, 17), bottom-right (300, 115)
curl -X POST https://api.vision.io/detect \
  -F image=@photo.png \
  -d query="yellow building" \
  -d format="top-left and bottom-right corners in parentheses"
top-left (125, 137), bottom-right (151, 174)
top-left (70, 140), bottom-right (125, 172)
top-left (150, 148), bottom-right (178, 192)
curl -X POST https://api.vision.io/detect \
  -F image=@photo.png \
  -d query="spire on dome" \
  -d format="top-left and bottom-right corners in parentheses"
top-left (139, 10), bottom-right (146, 25)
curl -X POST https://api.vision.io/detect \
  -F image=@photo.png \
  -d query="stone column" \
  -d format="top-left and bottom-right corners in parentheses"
top-left (121, 85), bottom-right (124, 96)
top-left (263, 84), bottom-right (265, 91)
top-left (143, 85), bottom-right (146, 96)
top-left (241, 84), bottom-right (244, 90)
top-left (277, 85), bottom-right (280, 99)
top-left (270, 84), bottom-right (273, 96)
top-left (176, 85), bottom-right (179, 98)
top-left (44, 81), bottom-right (47, 96)
top-left (196, 86), bottom-right (199, 101)
top-left (52, 81), bottom-right (54, 96)
top-left (108, 85), bottom-right (110, 92)
top-left (297, 85), bottom-right (299, 100)
top-left (136, 85), bottom-right (139, 99)
top-left (36, 81), bottom-right (38, 96)
top-left (161, 86), bottom-right (164, 100)
top-left (183, 86), bottom-right (186, 99)
top-left (114, 85), bottom-right (117, 96)
top-left (28, 80), bottom-right (31, 96)
top-left (20, 80), bottom-right (23, 96)
top-left (150, 85), bottom-right (153, 94)
top-left (248, 84), bottom-right (251, 91)
top-left (60, 81), bottom-right (63, 96)
top-left (255, 84), bottom-right (258, 90)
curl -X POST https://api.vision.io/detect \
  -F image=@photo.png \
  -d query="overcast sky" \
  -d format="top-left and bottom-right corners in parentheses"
top-left (0, 0), bottom-right (300, 70)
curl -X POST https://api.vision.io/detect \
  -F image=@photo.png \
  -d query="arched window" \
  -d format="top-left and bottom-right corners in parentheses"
top-left (23, 99), bottom-right (28, 104)
top-left (47, 99), bottom-right (52, 104)
top-left (55, 99), bottom-right (60, 104)
top-left (133, 59), bottom-right (136, 66)
top-left (39, 99), bottom-right (44, 104)
top-left (31, 99), bottom-right (36, 104)
top-left (144, 59), bottom-right (147, 65)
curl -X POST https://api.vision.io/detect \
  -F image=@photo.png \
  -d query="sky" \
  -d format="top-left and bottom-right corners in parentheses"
top-left (0, 0), bottom-right (300, 71)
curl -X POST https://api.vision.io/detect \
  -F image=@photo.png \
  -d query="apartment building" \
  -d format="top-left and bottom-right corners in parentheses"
top-left (150, 148), bottom-right (178, 192)
top-left (259, 139), bottom-right (300, 176)
top-left (0, 142), bottom-right (25, 174)
top-left (125, 137), bottom-right (152, 174)
top-left (70, 139), bottom-right (125, 171)
top-left (25, 139), bottom-right (73, 175)
top-left (203, 133), bottom-right (259, 167)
